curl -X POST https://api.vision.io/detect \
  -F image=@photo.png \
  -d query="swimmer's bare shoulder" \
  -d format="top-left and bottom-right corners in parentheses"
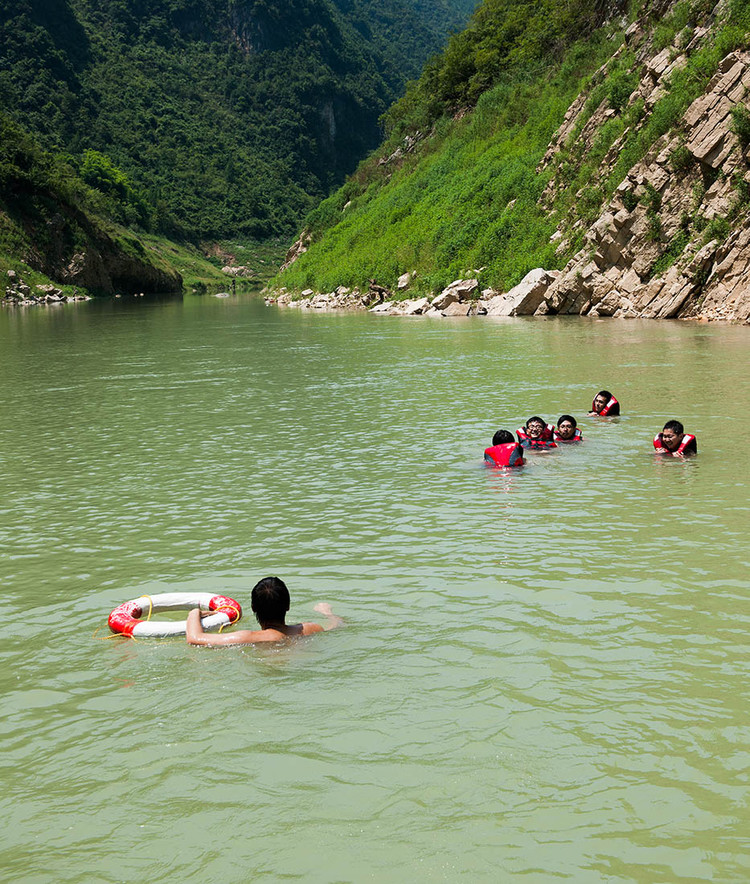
top-left (186, 603), bottom-right (343, 647)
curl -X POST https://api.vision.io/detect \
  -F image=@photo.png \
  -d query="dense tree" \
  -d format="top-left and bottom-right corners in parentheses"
top-left (0, 0), bottom-right (475, 240)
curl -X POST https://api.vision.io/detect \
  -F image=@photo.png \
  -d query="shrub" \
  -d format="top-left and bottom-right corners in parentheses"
top-left (606, 70), bottom-right (638, 113)
top-left (670, 143), bottom-right (694, 172)
top-left (622, 189), bottom-right (639, 212)
top-left (730, 104), bottom-right (750, 147)
top-left (649, 229), bottom-right (690, 277)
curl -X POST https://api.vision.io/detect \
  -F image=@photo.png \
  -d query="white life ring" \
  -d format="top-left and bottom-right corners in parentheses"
top-left (108, 592), bottom-right (242, 637)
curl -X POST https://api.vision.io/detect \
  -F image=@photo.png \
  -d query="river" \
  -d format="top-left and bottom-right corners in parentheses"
top-left (1, 294), bottom-right (748, 882)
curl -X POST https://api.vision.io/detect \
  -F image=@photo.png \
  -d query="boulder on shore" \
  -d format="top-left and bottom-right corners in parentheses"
top-left (485, 268), bottom-right (559, 316)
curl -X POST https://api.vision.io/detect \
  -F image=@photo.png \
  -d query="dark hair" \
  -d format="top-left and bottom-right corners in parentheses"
top-left (596, 390), bottom-right (612, 400)
top-left (558, 414), bottom-right (577, 428)
top-left (662, 420), bottom-right (684, 434)
top-left (251, 576), bottom-right (290, 625)
top-left (526, 416), bottom-right (546, 428)
top-left (492, 429), bottom-right (515, 445)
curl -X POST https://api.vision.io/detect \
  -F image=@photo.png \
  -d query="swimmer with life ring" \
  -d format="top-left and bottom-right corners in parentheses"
top-left (484, 429), bottom-right (526, 467)
top-left (589, 390), bottom-right (620, 416)
top-left (517, 416), bottom-right (557, 450)
top-left (186, 576), bottom-right (342, 646)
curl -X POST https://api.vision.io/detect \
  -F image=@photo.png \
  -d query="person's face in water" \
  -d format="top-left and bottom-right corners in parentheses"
top-left (526, 420), bottom-right (545, 439)
top-left (557, 420), bottom-right (576, 440)
top-left (660, 428), bottom-right (683, 452)
top-left (593, 394), bottom-right (609, 413)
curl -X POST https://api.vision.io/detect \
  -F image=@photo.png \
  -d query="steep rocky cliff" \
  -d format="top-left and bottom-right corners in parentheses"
top-left (537, 25), bottom-right (750, 323)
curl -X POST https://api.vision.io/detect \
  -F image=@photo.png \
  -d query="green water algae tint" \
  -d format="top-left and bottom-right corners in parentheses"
top-left (0, 295), bottom-right (748, 882)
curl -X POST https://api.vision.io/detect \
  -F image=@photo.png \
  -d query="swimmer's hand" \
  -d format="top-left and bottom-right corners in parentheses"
top-left (314, 602), bottom-right (344, 630)
top-left (654, 447), bottom-right (668, 454)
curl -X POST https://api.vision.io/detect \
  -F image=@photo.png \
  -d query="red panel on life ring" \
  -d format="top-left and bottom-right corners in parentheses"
top-left (108, 599), bottom-right (144, 636)
top-left (209, 595), bottom-right (242, 622)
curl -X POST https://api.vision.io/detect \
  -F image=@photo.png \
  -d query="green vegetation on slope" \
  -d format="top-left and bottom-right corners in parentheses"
top-left (275, 0), bottom-right (750, 296)
top-left (0, 112), bottom-right (226, 294)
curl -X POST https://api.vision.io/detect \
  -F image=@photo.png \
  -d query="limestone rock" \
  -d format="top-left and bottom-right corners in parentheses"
top-left (485, 268), bottom-right (557, 316)
top-left (441, 301), bottom-right (473, 316)
top-left (438, 278), bottom-right (479, 302)
top-left (279, 231), bottom-right (311, 272)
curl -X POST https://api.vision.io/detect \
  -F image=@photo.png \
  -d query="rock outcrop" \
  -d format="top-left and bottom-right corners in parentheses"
top-left (534, 42), bottom-right (750, 324)
top-left (279, 231), bottom-right (312, 272)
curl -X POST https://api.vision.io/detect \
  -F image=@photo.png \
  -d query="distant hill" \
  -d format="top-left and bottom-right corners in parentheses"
top-left (0, 0), bottom-right (476, 241)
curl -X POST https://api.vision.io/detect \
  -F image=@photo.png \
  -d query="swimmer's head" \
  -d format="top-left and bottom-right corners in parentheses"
top-left (662, 420), bottom-right (684, 435)
top-left (557, 414), bottom-right (577, 440)
top-left (492, 429), bottom-right (515, 445)
top-left (525, 416), bottom-right (546, 438)
top-left (661, 420), bottom-right (685, 451)
top-left (593, 391), bottom-right (612, 412)
top-left (251, 576), bottom-right (291, 626)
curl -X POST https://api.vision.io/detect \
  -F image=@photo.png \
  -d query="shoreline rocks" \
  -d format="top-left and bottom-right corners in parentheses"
top-left (3, 272), bottom-right (92, 307)
top-left (264, 270), bottom-right (567, 318)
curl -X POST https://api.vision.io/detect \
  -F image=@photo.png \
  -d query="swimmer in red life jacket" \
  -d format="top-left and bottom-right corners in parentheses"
top-left (516, 416), bottom-right (557, 450)
top-left (653, 420), bottom-right (697, 458)
top-left (484, 429), bottom-right (526, 467)
top-left (554, 414), bottom-right (583, 443)
top-left (589, 390), bottom-right (620, 416)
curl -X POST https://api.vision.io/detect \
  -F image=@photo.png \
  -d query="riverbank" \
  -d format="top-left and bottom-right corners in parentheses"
top-left (264, 255), bottom-right (750, 323)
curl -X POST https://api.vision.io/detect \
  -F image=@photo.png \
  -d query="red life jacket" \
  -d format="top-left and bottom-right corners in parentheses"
top-left (593, 396), bottom-right (620, 416)
top-left (484, 443), bottom-right (526, 467)
top-left (517, 423), bottom-right (554, 442)
top-left (653, 433), bottom-right (697, 456)
top-left (553, 427), bottom-right (583, 442)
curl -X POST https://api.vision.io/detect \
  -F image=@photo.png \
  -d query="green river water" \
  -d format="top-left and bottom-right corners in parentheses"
top-left (1, 294), bottom-right (748, 883)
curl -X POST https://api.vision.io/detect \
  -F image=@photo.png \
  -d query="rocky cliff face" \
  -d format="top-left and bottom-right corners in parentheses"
top-left (27, 207), bottom-right (182, 295)
top-left (535, 21), bottom-right (750, 324)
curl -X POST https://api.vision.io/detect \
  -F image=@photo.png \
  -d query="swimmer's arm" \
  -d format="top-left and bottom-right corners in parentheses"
top-left (313, 602), bottom-right (344, 631)
top-left (185, 608), bottom-right (266, 646)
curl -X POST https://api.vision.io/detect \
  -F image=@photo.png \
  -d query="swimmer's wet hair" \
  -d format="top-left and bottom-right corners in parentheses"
top-left (526, 416), bottom-right (546, 428)
top-left (251, 576), bottom-right (291, 625)
top-left (662, 419), bottom-right (684, 434)
top-left (492, 429), bottom-right (515, 445)
top-left (596, 390), bottom-right (612, 400)
top-left (558, 414), bottom-right (577, 427)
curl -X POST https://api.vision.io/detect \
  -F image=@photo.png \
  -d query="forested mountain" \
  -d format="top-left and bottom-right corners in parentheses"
top-left (274, 0), bottom-right (750, 322)
top-left (0, 0), bottom-right (476, 241)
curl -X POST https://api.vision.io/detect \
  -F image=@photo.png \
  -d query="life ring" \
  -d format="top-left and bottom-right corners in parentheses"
top-left (108, 592), bottom-right (242, 637)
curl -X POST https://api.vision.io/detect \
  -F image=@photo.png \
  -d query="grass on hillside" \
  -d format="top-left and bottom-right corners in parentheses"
top-left (273, 29), bottom-right (621, 295)
top-left (273, 0), bottom-right (750, 298)
top-left (140, 235), bottom-right (291, 291)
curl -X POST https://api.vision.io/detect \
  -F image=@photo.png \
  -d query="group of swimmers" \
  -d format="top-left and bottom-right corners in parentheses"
top-left (185, 389), bottom-right (698, 648)
top-left (484, 389), bottom-right (698, 467)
